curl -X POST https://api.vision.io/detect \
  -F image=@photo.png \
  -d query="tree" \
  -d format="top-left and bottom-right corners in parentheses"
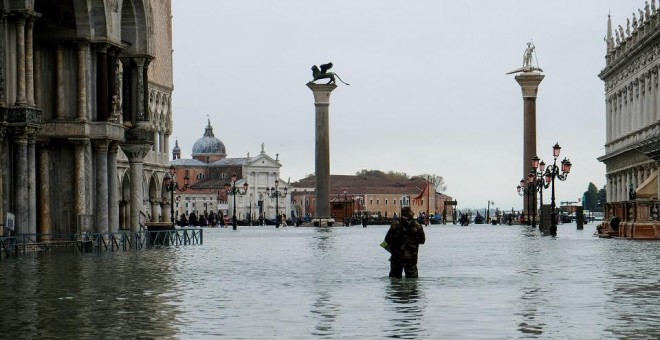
top-left (355, 169), bottom-right (409, 181)
top-left (583, 182), bottom-right (599, 211)
top-left (597, 186), bottom-right (606, 211)
top-left (418, 174), bottom-right (448, 192)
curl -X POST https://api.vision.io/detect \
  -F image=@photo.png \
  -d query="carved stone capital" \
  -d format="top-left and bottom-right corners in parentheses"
top-left (92, 139), bottom-right (110, 153)
top-left (121, 143), bottom-right (151, 162)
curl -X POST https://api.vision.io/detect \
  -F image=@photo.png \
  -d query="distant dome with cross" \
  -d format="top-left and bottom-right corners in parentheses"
top-left (192, 119), bottom-right (226, 162)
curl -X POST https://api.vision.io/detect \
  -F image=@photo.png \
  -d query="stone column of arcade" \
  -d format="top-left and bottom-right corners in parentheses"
top-left (307, 83), bottom-right (337, 226)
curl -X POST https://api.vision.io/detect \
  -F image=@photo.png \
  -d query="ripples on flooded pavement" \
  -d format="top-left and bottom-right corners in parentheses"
top-left (1, 223), bottom-right (660, 339)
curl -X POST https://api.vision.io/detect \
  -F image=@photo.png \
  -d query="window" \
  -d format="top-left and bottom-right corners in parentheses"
top-left (377, 199), bottom-right (380, 205)
top-left (385, 199), bottom-right (388, 205)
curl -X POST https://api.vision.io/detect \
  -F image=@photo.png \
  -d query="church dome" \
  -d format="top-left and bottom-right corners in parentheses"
top-left (192, 120), bottom-right (226, 157)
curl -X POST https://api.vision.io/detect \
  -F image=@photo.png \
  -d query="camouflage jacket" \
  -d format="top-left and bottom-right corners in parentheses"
top-left (384, 217), bottom-right (425, 264)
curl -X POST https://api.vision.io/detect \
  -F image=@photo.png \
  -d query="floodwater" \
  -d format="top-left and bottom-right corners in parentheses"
top-left (1, 223), bottom-right (660, 339)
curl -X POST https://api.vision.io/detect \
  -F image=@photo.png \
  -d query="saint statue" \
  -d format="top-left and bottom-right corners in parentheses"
top-left (506, 41), bottom-right (543, 75)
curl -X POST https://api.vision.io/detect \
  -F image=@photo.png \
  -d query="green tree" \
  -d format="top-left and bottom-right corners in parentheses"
top-left (597, 186), bottom-right (607, 211)
top-left (355, 169), bottom-right (409, 181)
top-left (418, 174), bottom-right (448, 192)
top-left (583, 182), bottom-right (599, 211)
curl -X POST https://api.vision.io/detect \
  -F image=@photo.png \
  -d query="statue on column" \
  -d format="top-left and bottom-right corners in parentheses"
top-left (308, 62), bottom-right (350, 85)
top-left (506, 41), bottom-right (543, 74)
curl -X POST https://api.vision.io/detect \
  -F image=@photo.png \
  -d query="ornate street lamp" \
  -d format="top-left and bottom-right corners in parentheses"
top-left (164, 165), bottom-right (189, 226)
top-left (224, 173), bottom-right (248, 230)
top-left (265, 179), bottom-right (287, 228)
top-left (517, 174), bottom-right (535, 226)
top-left (543, 143), bottom-right (572, 236)
top-left (530, 156), bottom-right (551, 232)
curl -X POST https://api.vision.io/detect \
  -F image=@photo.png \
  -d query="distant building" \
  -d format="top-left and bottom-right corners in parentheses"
top-left (290, 175), bottom-right (454, 224)
top-left (169, 120), bottom-right (289, 222)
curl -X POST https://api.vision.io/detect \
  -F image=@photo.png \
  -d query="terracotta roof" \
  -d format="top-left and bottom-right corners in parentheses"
top-left (291, 175), bottom-right (428, 195)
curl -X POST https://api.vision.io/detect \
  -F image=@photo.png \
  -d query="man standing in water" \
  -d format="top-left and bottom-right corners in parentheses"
top-left (384, 207), bottom-right (426, 278)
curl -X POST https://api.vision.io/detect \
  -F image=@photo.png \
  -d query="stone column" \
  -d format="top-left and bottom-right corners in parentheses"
top-left (97, 45), bottom-right (109, 121)
top-left (605, 175), bottom-right (611, 203)
top-left (150, 199), bottom-right (160, 222)
top-left (161, 189), bottom-right (171, 224)
top-left (33, 38), bottom-right (40, 107)
top-left (135, 58), bottom-right (147, 122)
top-left (123, 145), bottom-right (151, 232)
top-left (0, 126), bottom-right (5, 237)
top-left (108, 143), bottom-right (119, 232)
top-left (15, 15), bottom-right (26, 106)
top-left (514, 72), bottom-right (544, 216)
top-left (26, 17), bottom-right (35, 107)
top-left (307, 83), bottom-right (337, 220)
top-left (14, 132), bottom-right (28, 236)
top-left (55, 45), bottom-right (65, 120)
top-left (93, 140), bottom-right (109, 234)
top-left (70, 139), bottom-right (89, 231)
top-left (28, 133), bottom-right (36, 235)
top-left (77, 42), bottom-right (88, 121)
top-left (0, 12), bottom-right (6, 107)
top-left (605, 97), bottom-right (611, 143)
top-left (38, 142), bottom-right (52, 241)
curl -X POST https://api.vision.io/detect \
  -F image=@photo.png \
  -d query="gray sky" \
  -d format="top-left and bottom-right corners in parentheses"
top-left (171, 0), bottom-right (637, 211)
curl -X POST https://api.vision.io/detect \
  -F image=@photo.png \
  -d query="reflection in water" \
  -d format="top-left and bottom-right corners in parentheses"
top-left (310, 291), bottom-right (339, 337)
top-left (515, 229), bottom-right (547, 337)
top-left (384, 278), bottom-right (426, 338)
top-left (4, 225), bottom-right (660, 338)
top-left (1, 251), bottom-right (181, 338)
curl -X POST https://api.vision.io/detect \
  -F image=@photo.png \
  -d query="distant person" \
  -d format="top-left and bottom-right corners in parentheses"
top-left (383, 207), bottom-right (426, 278)
top-left (362, 215), bottom-right (368, 228)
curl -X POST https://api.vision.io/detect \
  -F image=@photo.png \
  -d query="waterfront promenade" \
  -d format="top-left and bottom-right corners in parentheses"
top-left (1, 223), bottom-right (658, 338)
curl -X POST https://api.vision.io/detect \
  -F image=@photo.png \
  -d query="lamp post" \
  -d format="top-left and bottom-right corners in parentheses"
top-left (544, 143), bottom-right (572, 236)
top-left (224, 173), bottom-right (248, 230)
top-left (486, 200), bottom-right (494, 224)
top-left (530, 156), bottom-right (550, 232)
top-left (265, 179), bottom-right (287, 228)
top-left (517, 174), bottom-right (536, 227)
top-left (343, 189), bottom-right (348, 226)
top-left (164, 165), bottom-right (188, 226)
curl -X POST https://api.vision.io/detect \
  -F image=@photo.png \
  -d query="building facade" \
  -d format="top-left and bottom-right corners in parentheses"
top-left (0, 0), bottom-right (173, 238)
top-left (169, 121), bottom-right (290, 223)
top-left (290, 175), bottom-right (453, 223)
top-left (599, 3), bottom-right (660, 238)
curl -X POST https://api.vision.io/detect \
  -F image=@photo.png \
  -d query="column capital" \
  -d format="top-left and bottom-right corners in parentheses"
top-left (69, 138), bottom-right (90, 149)
top-left (306, 83), bottom-right (337, 104)
top-left (514, 72), bottom-right (545, 98)
top-left (92, 139), bottom-right (110, 153)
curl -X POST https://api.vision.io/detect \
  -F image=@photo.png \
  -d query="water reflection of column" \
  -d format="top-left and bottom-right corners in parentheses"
top-left (38, 143), bottom-right (52, 241)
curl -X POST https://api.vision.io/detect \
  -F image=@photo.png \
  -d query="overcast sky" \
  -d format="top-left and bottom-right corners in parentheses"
top-left (170, 0), bottom-right (640, 211)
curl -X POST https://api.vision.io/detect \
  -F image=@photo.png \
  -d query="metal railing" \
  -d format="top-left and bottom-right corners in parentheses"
top-left (0, 228), bottom-right (203, 259)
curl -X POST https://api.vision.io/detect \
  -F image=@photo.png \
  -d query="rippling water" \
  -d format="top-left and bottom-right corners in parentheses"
top-left (2, 223), bottom-right (660, 339)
